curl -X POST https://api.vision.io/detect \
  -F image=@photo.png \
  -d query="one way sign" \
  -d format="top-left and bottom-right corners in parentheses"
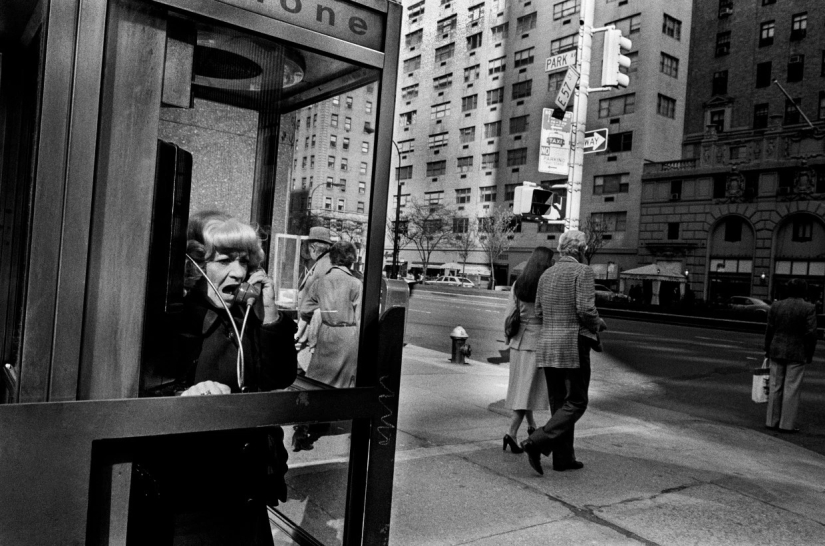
top-left (583, 128), bottom-right (608, 154)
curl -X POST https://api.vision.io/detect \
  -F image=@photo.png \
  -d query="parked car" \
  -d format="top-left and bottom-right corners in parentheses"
top-left (595, 284), bottom-right (629, 302)
top-left (726, 296), bottom-right (771, 314)
top-left (424, 276), bottom-right (476, 288)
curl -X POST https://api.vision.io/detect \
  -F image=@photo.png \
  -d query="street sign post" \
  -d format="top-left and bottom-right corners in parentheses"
top-left (544, 50), bottom-right (577, 73)
top-left (583, 128), bottom-right (608, 154)
top-left (554, 66), bottom-right (579, 112)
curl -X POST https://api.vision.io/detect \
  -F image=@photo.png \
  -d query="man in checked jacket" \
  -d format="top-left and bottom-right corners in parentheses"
top-left (521, 230), bottom-right (606, 475)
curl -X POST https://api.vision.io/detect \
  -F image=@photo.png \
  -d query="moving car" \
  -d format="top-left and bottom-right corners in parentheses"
top-left (424, 276), bottom-right (476, 288)
top-left (727, 296), bottom-right (771, 314)
top-left (595, 284), bottom-right (629, 302)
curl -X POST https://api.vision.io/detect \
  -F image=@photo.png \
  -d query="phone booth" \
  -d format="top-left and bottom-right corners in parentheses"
top-left (0, 0), bottom-right (402, 544)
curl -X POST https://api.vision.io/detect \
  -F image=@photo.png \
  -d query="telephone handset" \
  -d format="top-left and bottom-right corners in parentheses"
top-left (233, 282), bottom-right (261, 306)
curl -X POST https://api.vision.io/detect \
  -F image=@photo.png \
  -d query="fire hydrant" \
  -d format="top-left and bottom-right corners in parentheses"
top-left (450, 326), bottom-right (471, 365)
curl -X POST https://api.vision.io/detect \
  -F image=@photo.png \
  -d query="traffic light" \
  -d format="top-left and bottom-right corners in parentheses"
top-left (601, 28), bottom-right (632, 88)
top-left (513, 184), bottom-right (566, 221)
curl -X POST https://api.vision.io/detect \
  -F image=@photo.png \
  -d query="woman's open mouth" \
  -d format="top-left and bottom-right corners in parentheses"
top-left (222, 283), bottom-right (240, 295)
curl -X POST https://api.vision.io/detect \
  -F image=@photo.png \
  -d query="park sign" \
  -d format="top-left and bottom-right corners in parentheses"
top-left (583, 128), bottom-right (609, 154)
top-left (545, 50), bottom-right (577, 73)
top-left (538, 108), bottom-right (573, 176)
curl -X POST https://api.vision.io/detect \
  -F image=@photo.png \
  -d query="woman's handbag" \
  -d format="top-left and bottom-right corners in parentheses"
top-left (751, 357), bottom-right (770, 403)
top-left (504, 299), bottom-right (521, 342)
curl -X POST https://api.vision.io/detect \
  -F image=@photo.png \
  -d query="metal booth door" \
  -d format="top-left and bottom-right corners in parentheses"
top-left (0, 0), bottom-right (402, 544)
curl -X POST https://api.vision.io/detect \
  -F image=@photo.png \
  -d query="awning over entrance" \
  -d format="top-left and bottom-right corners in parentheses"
top-left (512, 260), bottom-right (529, 274)
top-left (463, 264), bottom-right (491, 276)
top-left (620, 264), bottom-right (686, 283)
top-left (439, 262), bottom-right (463, 270)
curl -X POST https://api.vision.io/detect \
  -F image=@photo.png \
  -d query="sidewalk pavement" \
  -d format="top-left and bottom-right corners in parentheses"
top-left (390, 344), bottom-right (825, 545)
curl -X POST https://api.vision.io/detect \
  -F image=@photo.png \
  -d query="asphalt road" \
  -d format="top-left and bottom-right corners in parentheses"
top-left (406, 289), bottom-right (825, 456)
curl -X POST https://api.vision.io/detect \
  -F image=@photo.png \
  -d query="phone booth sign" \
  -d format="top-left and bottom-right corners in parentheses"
top-left (0, 0), bottom-right (403, 544)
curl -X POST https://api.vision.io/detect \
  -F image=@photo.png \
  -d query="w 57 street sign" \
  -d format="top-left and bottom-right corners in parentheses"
top-left (583, 128), bottom-right (608, 154)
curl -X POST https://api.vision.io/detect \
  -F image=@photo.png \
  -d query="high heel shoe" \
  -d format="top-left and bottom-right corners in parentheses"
top-left (503, 434), bottom-right (524, 454)
top-left (527, 426), bottom-right (536, 436)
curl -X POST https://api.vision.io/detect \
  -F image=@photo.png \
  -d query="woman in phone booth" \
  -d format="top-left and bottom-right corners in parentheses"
top-left (177, 210), bottom-right (297, 395)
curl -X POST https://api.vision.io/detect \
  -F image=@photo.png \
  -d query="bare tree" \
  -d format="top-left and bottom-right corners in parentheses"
top-left (394, 199), bottom-right (456, 278)
top-left (477, 205), bottom-right (517, 289)
top-left (451, 217), bottom-right (478, 276)
top-left (580, 217), bottom-right (607, 265)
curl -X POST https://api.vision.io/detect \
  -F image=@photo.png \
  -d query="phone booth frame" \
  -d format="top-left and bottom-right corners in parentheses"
top-left (0, 0), bottom-right (403, 544)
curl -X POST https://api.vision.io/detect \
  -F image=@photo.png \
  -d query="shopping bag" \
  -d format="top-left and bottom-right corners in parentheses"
top-left (751, 358), bottom-right (770, 403)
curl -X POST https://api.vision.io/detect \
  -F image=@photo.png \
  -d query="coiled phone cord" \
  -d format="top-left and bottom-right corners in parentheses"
top-left (185, 255), bottom-right (249, 391)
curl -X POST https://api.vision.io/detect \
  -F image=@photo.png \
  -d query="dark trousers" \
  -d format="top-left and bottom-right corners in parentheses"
top-left (529, 337), bottom-right (591, 462)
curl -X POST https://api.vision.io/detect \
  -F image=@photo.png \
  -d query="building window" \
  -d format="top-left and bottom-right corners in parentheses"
top-left (819, 91), bottom-right (825, 120)
top-left (712, 70), bottom-right (728, 95)
top-left (408, 0), bottom-right (424, 19)
top-left (553, 0), bottom-right (581, 20)
top-left (660, 53), bottom-right (679, 78)
top-left (507, 148), bottom-right (527, 167)
top-left (670, 180), bottom-right (682, 200)
top-left (512, 80), bottom-right (532, 99)
top-left (399, 111), bottom-right (417, 126)
top-left (598, 93), bottom-right (636, 117)
top-left (326, 176), bottom-right (334, 188)
top-left (480, 186), bottom-right (497, 202)
top-left (464, 64), bottom-right (480, 83)
top-left (342, 137), bottom-right (350, 150)
top-left (324, 197), bottom-right (332, 210)
top-left (337, 198), bottom-right (345, 212)
top-left (550, 33), bottom-right (577, 55)
top-left (398, 139), bottom-right (414, 153)
top-left (484, 121), bottom-right (501, 139)
top-left (762, 0), bottom-right (775, 4)
top-left (821, 51), bottom-right (825, 76)
top-left (430, 102), bottom-right (451, 120)
top-left (724, 218), bottom-right (743, 242)
top-left (607, 131), bottom-right (633, 153)
top-left (667, 222), bottom-right (680, 240)
top-left (509, 115), bottom-right (529, 134)
top-left (662, 14), bottom-right (682, 40)
top-left (759, 20), bottom-right (775, 47)
top-left (363, 122), bottom-right (372, 133)
top-left (486, 87), bottom-right (504, 106)
top-left (331, 113), bottom-right (338, 127)
top-left (488, 56), bottom-right (506, 75)
top-left (360, 162), bottom-right (368, 174)
top-left (754, 103), bottom-right (769, 129)
top-left (311, 135), bottom-right (316, 147)
top-left (467, 32), bottom-right (483, 50)
top-left (462, 94), bottom-right (478, 112)
top-left (345, 96), bottom-right (352, 109)
top-left (301, 156), bottom-right (307, 168)
top-left (792, 218), bottom-right (813, 242)
top-left (332, 96), bottom-right (340, 107)
top-left (365, 101), bottom-right (372, 114)
top-left (516, 12), bottom-right (537, 34)
top-left (459, 126), bottom-right (476, 143)
top-left (428, 132), bottom-right (449, 149)
top-left (457, 156), bottom-right (474, 173)
top-left (406, 29), bottom-right (423, 48)
top-left (340, 158), bottom-right (348, 171)
top-left (719, 0), bottom-right (733, 17)
top-left (629, 14), bottom-right (641, 34)
top-left (328, 155), bottom-right (335, 168)
top-left (784, 98), bottom-right (802, 125)
top-left (403, 56), bottom-right (421, 72)
top-left (402, 84), bottom-right (418, 100)
top-left (358, 181), bottom-right (366, 194)
top-left (787, 55), bottom-right (804, 82)
top-left (424, 191), bottom-right (444, 206)
top-left (453, 217), bottom-right (469, 233)
top-left (435, 43), bottom-right (456, 62)
top-left (756, 61), bottom-right (772, 88)
top-left (426, 160), bottom-right (447, 177)
top-left (657, 94), bottom-right (676, 118)
top-left (548, 72), bottom-right (565, 93)
top-left (593, 173), bottom-right (629, 195)
top-left (710, 109), bottom-right (725, 132)
top-left (715, 31), bottom-right (731, 56)
top-left (397, 166), bottom-right (413, 180)
top-left (433, 73), bottom-right (453, 91)
top-left (790, 12), bottom-right (807, 41)
top-left (437, 15), bottom-right (457, 35)
top-left (344, 117), bottom-right (351, 131)
top-left (361, 142), bottom-right (369, 154)
top-left (357, 201), bottom-right (365, 214)
top-left (590, 211), bottom-right (627, 232)
top-left (455, 188), bottom-right (471, 204)
top-left (468, 3), bottom-right (484, 22)
top-left (514, 47), bottom-right (535, 67)
top-left (338, 178), bottom-right (347, 190)
top-left (491, 23), bottom-right (508, 42)
top-left (330, 134), bottom-right (337, 148)
top-left (481, 152), bottom-right (499, 169)
top-left (310, 155), bottom-right (315, 168)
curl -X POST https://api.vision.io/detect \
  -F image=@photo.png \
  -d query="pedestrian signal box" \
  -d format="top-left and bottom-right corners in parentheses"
top-left (513, 184), bottom-right (566, 222)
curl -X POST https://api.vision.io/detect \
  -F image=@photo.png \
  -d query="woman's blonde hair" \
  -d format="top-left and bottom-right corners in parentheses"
top-left (184, 210), bottom-right (265, 288)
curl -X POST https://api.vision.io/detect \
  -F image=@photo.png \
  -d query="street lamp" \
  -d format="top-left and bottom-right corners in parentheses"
top-left (390, 140), bottom-right (402, 279)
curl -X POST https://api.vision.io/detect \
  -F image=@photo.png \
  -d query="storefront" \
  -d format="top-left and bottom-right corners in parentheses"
top-left (0, 0), bottom-right (402, 543)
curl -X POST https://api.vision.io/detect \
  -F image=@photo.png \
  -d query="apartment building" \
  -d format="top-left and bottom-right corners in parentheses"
top-left (289, 85), bottom-right (378, 264)
top-left (639, 0), bottom-right (825, 305)
top-left (388, 0), bottom-right (691, 285)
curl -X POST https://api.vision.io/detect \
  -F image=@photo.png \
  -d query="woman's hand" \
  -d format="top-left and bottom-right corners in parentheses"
top-left (247, 268), bottom-right (280, 324)
top-left (180, 380), bottom-right (231, 396)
